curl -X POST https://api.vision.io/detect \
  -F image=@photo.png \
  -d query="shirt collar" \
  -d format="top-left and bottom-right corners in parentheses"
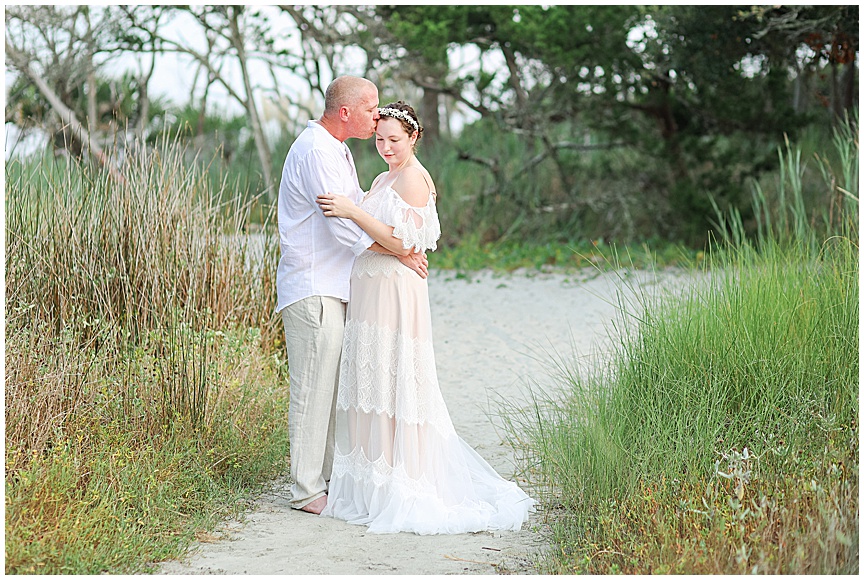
top-left (309, 120), bottom-right (354, 172)
top-left (308, 120), bottom-right (342, 144)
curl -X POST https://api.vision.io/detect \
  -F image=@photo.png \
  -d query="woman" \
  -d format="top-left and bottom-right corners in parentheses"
top-left (316, 102), bottom-right (534, 535)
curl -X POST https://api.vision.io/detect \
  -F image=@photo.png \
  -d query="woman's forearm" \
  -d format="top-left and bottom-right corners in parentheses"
top-left (317, 192), bottom-right (411, 256)
top-left (348, 206), bottom-right (411, 256)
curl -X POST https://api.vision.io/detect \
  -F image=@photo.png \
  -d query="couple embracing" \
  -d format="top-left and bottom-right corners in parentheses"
top-left (276, 75), bottom-right (533, 535)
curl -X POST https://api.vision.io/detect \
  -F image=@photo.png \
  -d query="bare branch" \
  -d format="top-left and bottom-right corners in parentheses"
top-left (457, 151), bottom-right (498, 172)
top-left (6, 39), bottom-right (125, 183)
top-left (501, 43), bottom-right (528, 110)
top-left (411, 76), bottom-right (493, 119)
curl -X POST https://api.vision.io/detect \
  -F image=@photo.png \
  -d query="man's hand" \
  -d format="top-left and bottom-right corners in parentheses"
top-left (398, 251), bottom-right (429, 279)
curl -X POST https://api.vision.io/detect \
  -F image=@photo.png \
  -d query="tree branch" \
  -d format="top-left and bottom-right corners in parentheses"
top-left (6, 39), bottom-right (125, 183)
top-left (411, 76), bottom-right (493, 119)
top-left (500, 43), bottom-right (528, 110)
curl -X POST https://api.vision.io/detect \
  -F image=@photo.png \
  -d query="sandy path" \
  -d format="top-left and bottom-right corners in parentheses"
top-left (157, 267), bottom-right (682, 575)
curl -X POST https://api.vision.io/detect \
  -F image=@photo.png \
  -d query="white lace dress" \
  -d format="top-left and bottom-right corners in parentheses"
top-left (320, 184), bottom-right (534, 535)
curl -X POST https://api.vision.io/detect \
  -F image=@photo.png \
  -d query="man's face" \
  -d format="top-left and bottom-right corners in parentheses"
top-left (347, 87), bottom-right (379, 140)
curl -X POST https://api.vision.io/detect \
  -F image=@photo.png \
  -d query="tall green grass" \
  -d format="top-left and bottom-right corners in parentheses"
top-left (506, 120), bottom-right (858, 574)
top-left (5, 137), bottom-right (289, 573)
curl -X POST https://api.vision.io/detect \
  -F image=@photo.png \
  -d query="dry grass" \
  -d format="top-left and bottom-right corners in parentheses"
top-left (5, 138), bottom-right (288, 574)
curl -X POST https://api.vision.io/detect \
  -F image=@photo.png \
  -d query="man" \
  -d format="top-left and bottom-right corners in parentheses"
top-left (276, 76), bottom-right (427, 514)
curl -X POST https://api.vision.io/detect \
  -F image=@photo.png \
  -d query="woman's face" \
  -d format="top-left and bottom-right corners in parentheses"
top-left (375, 117), bottom-right (416, 167)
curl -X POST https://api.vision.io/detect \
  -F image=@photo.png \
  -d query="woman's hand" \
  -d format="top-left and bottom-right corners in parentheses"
top-left (317, 192), bottom-right (357, 219)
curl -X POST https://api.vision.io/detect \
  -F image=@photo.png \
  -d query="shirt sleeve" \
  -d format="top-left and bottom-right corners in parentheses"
top-left (300, 148), bottom-right (374, 256)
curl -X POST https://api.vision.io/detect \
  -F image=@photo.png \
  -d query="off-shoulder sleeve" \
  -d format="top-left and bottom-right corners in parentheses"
top-left (379, 189), bottom-right (441, 253)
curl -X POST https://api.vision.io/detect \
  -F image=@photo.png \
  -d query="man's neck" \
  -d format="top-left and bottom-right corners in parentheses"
top-left (317, 115), bottom-right (346, 142)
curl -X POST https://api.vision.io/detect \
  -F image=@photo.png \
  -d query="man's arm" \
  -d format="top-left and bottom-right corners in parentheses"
top-left (301, 152), bottom-right (374, 255)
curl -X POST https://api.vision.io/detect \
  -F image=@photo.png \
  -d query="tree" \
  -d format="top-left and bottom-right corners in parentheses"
top-left (360, 5), bottom-right (857, 243)
top-left (363, 6), bottom-right (641, 233)
top-left (5, 6), bottom-right (117, 155)
top-left (4, 5), bottom-right (142, 182)
top-left (5, 5), bottom-right (172, 160)
top-left (118, 6), bottom-right (304, 195)
top-left (5, 38), bottom-right (124, 181)
top-left (747, 5), bottom-right (858, 121)
top-left (606, 6), bottom-right (857, 240)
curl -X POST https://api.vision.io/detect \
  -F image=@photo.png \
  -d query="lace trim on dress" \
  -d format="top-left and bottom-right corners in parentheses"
top-left (337, 319), bottom-right (454, 430)
top-left (383, 190), bottom-right (441, 253)
top-left (331, 445), bottom-right (441, 500)
top-left (362, 185), bottom-right (441, 254)
top-left (327, 440), bottom-right (536, 534)
top-left (351, 252), bottom-right (405, 279)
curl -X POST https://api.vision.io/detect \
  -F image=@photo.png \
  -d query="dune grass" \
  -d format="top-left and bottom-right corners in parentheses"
top-left (5, 139), bottom-right (289, 574)
top-left (504, 121), bottom-right (859, 574)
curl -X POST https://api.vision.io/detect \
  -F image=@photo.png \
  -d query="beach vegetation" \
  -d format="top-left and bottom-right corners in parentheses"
top-left (504, 119), bottom-right (858, 574)
top-left (4, 137), bottom-right (289, 574)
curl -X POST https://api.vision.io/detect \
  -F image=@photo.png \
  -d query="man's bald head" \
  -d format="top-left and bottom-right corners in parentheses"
top-left (319, 76), bottom-right (379, 141)
top-left (324, 76), bottom-right (378, 116)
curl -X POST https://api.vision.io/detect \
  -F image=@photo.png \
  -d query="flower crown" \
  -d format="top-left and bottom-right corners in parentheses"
top-left (378, 107), bottom-right (419, 132)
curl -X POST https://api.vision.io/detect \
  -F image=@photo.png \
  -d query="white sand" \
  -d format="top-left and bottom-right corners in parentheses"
top-left (156, 267), bottom-right (687, 575)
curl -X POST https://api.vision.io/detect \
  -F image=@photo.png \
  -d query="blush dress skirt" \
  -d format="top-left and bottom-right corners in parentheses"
top-left (320, 184), bottom-right (534, 534)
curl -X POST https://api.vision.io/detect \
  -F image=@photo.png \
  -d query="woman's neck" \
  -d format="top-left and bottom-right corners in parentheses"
top-left (387, 155), bottom-right (416, 173)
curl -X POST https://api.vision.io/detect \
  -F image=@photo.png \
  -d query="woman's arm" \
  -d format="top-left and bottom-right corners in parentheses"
top-left (316, 193), bottom-right (412, 256)
top-left (371, 241), bottom-right (429, 278)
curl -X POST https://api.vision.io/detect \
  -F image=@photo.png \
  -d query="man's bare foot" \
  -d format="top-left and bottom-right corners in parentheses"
top-left (299, 495), bottom-right (327, 514)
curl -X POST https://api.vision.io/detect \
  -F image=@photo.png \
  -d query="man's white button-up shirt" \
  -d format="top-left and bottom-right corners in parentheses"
top-left (276, 121), bottom-right (374, 312)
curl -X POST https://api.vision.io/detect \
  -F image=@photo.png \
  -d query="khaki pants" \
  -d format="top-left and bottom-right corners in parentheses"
top-left (281, 296), bottom-right (346, 510)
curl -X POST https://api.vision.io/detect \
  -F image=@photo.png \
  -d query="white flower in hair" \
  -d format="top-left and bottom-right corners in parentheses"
top-left (378, 107), bottom-right (419, 132)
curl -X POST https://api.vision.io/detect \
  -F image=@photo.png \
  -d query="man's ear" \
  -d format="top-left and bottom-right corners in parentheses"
top-left (339, 105), bottom-right (350, 122)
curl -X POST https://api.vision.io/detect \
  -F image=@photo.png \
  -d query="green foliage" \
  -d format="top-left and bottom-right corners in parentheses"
top-left (372, 5), bottom-right (856, 247)
top-left (503, 123), bottom-right (859, 573)
top-left (432, 235), bottom-right (696, 274)
top-left (382, 6), bottom-right (465, 62)
top-left (381, 5), bottom-right (640, 119)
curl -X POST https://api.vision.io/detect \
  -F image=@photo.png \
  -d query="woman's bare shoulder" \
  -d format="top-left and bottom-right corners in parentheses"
top-left (392, 166), bottom-right (435, 207)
